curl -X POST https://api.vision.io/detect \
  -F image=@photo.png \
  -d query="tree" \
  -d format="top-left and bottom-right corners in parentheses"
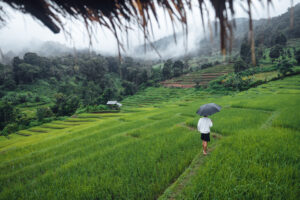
top-left (79, 56), bottom-right (108, 82)
top-left (255, 47), bottom-right (264, 62)
top-left (106, 56), bottom-right (119, 74)
top-left (150, 67), bottom-right (162, 82)
top-left (295, 50), bottom-right (300, 65)
top-left (273, 33), bottom-right (287, 46)
top-left (36, 107), bottom-right (53, 121)
top-left (240, 41), bottom-right (251, 64)
top-left (12, 56), bottom-right (22, 84)
top-left (16, 63), bottom-right (40, 83)
top-left (136, 69), bottom-right (148, 85)
top-left (51, 93), bottom-right (80, 116)
top-left (122, 81), bottom-right (137, 96)
top-left (172, 60), bottom-right (184, 77)
top-left (0, 101), bottom-right (17, 130)
top-left (269, 45), bottom-right (283, 62)
top-left (97, 88), bottom-right (118, 104)
top-left (162, 59), bottom-right (172, 80)
top-left (234, 58), bottom-right (248, 73)
top-left (23, 52), bottom-right (51, 78)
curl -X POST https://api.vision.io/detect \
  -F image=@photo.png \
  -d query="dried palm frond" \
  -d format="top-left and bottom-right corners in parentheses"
top-left (1, 0), bottom-right (288, 66)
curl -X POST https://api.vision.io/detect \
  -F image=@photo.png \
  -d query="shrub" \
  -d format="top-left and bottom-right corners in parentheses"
top-left (201, 63), bottom-right (213, 69)
top-left (51, 93), bottom-right (80, 116)
top-left (0, 101), bottom-right (17, 130)
top-left (36, 107), bottom-right (53, 121)
top-left (17, 93), bottom-right (28, 104)
top-left (35, 96), bottom-right (41, 102)
top-left (269, 45), bottom-right (283, 62)
top-left (194, 80), bottom-right (200, 89)
top-left (1, 123), bottom-right (18, 135)
top-left (234, 58), bottom-right (248, 73)
top-left (276, 59), bottom-right (294, 76)
top-left (3, 79), bottom-right (16, 90)
top-left (295, 50), bottom-right (300, 64)
top-left (16, 112), bottom-right (31, 129)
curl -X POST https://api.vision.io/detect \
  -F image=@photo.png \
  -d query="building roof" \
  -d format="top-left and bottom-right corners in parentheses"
top-left (107, 101), bottom-right (122, 107)
top-left (107, 101), bottom-right (117, 105)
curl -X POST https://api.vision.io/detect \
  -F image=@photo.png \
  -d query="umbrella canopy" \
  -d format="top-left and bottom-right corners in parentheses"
top-left (196, 103), bottom-right (221, 116)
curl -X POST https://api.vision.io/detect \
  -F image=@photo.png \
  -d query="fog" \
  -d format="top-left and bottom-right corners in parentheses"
top-left (0, 0), bottom-right (299, 60)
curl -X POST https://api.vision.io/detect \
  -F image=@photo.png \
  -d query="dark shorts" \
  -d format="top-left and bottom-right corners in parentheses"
top-left (201, 133), bottom-right (210, 142)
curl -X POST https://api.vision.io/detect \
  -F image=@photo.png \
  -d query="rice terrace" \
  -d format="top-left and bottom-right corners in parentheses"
top-left (0, 0), bottom-right (300, 200)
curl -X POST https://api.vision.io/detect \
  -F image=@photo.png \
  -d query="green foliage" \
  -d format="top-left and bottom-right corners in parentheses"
top-left (234, 58), bottom-right (248, 73)
top-left (273, 32), bottom-right (287, 46)
top-left (79, 55), bottom-right (108, 82)
top-left (162, 59), bottom-right (172, 80)
top-left (121, 80), bottom-right (137, 96)
top-left (276, 59), bottom-right (294, 76)
top-left (172, 60), bottom-right (184, 77)
top-left (269, 45), bottom-right (283, 62)
top-left (0, 101), bottom-right (17, 130)
top-left (51, 93), bottom-right (80, 116)
top-left (240, 41), bottom-right (251, 63)
top-left (76, 104), bottom-right (114, 114)
top-left (1, 123), bottom-right (18, 136)
top-left (295, 49), bottom-right (300, 64)
top-left (14, 63), bottom-right (40, 83)
top-left (36, 107), bottom-right (53, 121)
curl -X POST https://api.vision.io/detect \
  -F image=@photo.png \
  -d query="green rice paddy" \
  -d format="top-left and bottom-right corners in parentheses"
top-left (0, 75), bottom-right (299, 199)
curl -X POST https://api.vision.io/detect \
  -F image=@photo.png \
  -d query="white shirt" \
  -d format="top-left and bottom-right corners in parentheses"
top-left (197, 117), bottom-right (213, 134)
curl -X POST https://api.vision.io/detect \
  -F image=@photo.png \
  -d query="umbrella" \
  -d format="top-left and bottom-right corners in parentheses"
top-left (196, 103), bottom-right (221, 116)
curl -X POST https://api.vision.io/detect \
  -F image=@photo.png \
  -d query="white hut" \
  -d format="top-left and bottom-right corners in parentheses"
top-left (107, 101), bottom-right (122, 107)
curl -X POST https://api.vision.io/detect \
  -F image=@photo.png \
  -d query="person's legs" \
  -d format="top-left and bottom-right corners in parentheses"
top-left (203, 141), bottom-right (208, 155)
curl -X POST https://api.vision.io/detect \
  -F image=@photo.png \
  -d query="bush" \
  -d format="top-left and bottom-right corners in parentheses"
top-left (35, 96), bottom-right (41, 102)
top-left (276, 59), bottom-right (294, 76)
top-left (269, 45), bottom-right (283, 62)
top-left (0, 101), bottom-right (17, 130)
top-left (3, 79), bottom-right (16, 90)
top-left (194, 80), bottom-right (201, 89)
top-left (15, 112), bottom-right (31, 129)
top-left (1, 123), bottom-right (19, 136)
top-left (51, 93), bottom-right (80, 116)
top-left (17, 94), bottom-right (28, 103)
top-left (295, 50), bottom-right (300, 65)
top-left (201, 63), bottom-right (213, 69)
top-left (234, 58), bottom-right (248, 73)
top-left (36, 107), bottom-right (53, 121)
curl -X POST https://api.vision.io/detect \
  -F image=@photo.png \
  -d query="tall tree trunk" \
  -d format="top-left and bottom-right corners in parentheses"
top-left (290, 0), bottom-right (294, 29)
top-left (248, 0), bottom-right (256, 66)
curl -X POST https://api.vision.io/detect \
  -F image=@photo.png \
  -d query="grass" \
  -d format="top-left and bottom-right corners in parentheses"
top-left (160, 75), bottom-right (300, 200)
top-left (0, 75), bottom-right (299, 199)
top-left (176, 128), bottom-right (299, 200)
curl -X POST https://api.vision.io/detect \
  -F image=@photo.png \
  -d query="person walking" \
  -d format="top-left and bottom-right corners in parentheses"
top-left (197, 115), bottom-right (213, 155)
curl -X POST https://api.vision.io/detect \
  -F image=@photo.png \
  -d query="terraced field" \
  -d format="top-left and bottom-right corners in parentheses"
top-left (0, 75), bottom-right (299, 200)
top-left (161, 64), bottom-right (234, 88)
top-left (121, 87), bottom-right (209, 107)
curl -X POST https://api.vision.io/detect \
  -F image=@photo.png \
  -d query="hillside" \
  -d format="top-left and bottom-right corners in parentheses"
top-left (161, 64), bottom-right (234, 88)
top-left (0, 74), bottom-right (299, 199)
top-left (135, 3), bottom-right (300, 59)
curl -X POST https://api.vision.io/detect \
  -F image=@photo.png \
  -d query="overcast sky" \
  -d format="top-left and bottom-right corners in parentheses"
top-left (0, 0), bottom-right (299, 56)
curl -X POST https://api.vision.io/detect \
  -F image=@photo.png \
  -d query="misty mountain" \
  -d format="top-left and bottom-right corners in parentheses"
top-left (0, 41), bottom-right (90, 64)
top-left (134, 3), bottom-right (300, 59)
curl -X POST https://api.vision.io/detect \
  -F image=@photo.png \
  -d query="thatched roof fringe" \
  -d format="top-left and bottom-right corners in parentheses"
top-left (1, 0), bottom-right (293, 66)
